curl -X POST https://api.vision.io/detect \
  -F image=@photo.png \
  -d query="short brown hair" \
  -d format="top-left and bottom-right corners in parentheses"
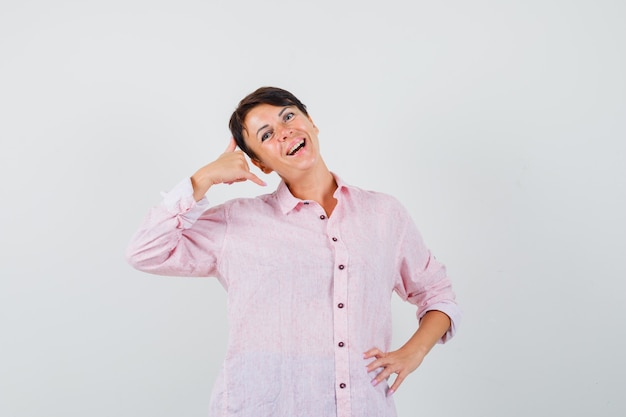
top-left (229, 87), bottom-right (309, 160)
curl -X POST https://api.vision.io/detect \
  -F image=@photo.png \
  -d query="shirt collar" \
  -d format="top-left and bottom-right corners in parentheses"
top-left (275, 172), bottom-right (350, 215)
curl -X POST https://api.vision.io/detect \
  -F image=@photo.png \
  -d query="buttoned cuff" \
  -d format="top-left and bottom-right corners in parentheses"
top-left (161, 178), bottom-right (210, 228)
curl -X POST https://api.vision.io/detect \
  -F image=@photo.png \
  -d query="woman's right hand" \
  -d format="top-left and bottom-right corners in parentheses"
top-left (190, 138), bottom-right (266, 201)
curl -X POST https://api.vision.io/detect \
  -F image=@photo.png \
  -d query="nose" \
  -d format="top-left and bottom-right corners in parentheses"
top-left (278, 126), bottom-right (292, 142)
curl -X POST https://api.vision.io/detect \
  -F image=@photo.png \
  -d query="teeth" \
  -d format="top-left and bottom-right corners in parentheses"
top-left (288, 140), bottom-right (305, 155)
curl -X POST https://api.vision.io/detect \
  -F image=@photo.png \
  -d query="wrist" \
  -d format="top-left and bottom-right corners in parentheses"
top-left (401, 342), bottom-right (429, 359)
top-left (190, 174), bottom-right (214, 201)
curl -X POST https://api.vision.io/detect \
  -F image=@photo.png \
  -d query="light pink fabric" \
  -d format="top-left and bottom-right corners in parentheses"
top-left (126, 175), bottom-right (460, 417)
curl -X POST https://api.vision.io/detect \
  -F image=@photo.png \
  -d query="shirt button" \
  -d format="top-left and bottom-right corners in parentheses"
top-left (320, 215), bottom-right (326, 220)
top-left (339, 383), bottom-right (346, 389)
top-left (338, 342), bottom-right (344, 347)
top-left (332, 237), bottom-right (338, 242)
top-left (303, 201), bottom-right (309, 205)
top-left (337, 303), bottom-right (344, 308)
top-left (338, 264), bottom-right (345, 270)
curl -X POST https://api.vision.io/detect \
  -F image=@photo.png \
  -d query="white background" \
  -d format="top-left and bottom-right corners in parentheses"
top-left (1, 1), bottom-right (625, 416)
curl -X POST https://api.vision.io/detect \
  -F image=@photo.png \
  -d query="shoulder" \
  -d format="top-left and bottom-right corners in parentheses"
top-left (341, 183), bottom-right (410, 217)
top-left (197, 192), bottom-right (280, 229)
top-left (219, 189), bottom-right (280, 214)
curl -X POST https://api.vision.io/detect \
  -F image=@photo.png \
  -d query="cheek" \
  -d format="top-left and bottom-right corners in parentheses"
top-left (258, 142), bottom-right (281, 161)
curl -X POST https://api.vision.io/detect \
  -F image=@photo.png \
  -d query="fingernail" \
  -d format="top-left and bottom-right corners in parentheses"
top-left (371, 378), bottom-right (379, 387)
top-left (387, 389), bottom-right (395, 397)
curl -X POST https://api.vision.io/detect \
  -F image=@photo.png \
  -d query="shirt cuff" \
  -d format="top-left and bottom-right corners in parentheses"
top-left (160, 178), bottom-right (211, 228)
top-left (419, 300), bottom-right (462, 344)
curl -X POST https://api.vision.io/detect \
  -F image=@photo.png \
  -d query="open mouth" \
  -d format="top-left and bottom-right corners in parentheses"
top-left (287, 139), bottom-right (305, 156)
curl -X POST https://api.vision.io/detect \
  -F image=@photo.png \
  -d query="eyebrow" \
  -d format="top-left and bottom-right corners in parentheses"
top-left (256, 124), bottom-right (269, 137)
top-left (255, 106), bottom-right (292, 137)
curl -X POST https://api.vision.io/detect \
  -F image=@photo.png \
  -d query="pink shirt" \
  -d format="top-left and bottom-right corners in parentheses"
top-left (126, 175), bottom-right (460, 417)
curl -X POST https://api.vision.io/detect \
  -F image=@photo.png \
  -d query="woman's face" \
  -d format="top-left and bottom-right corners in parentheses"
top-left (243, 103), bottom-right (321, 180)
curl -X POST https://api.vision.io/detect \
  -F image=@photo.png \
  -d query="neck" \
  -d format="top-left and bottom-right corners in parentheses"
top-left (283, 162), bottom-right (338, 216)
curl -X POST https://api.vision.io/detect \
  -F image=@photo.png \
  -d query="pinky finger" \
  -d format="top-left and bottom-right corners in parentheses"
top-left (247, 172), bottom-right (267, 186)
top-left (387, 374), bottom-right (406, 397)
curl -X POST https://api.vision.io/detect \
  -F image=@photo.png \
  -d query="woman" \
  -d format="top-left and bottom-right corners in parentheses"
top-left (126, 87), bottom-right (461, 417)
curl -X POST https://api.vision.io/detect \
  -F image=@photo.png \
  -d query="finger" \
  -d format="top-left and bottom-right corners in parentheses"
top-left (370, 366), bottom-right (396, 387)
top-left (387, 373), bottom-right (407, 397)
top-left (245, 172), bottom-right (267, 186)
top-left (226, 177), bottom-right (249, 184)
top-left (366, 358), bottom-right (385, 373)
top-left (363, 348), bottom-right (383, 359)
top-left (224, 137), bottom-right (237, 153)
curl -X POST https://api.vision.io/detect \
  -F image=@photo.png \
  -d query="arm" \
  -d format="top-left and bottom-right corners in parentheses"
top-left (125, 178), bottom-right (222, 276)
top-left (364, 208), bottom-right (461, 395)
top-left (125, 138), bottom-right (265, 276)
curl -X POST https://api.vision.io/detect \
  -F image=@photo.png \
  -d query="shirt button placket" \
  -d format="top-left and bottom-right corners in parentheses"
top-left (328, 220), bottom-right (351, 417)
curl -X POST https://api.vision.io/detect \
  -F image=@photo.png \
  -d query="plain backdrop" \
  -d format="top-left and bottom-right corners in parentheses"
top-left (1, 1), bottom-right (625, 416)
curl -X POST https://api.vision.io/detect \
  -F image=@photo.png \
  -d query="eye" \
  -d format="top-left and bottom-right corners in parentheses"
top-left (261, 130), bottom-right (272, 142)
top-left (283, 112), bottom-right (295, 122)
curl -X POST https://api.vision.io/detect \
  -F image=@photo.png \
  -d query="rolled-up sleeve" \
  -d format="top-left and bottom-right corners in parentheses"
top-left (394, 214), bottom-right (461, 344)
top-left (125, 178), bottom-right (227, 279)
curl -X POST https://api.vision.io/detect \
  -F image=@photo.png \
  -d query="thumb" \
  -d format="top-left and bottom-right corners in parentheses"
top-left (224, 137), bottom-right (237, 153)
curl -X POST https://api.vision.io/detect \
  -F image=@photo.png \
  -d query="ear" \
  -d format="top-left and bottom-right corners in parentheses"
top-left (307, 115), bottom-right (319, 134)
top-left (251, 158), bottom-right (273, 174)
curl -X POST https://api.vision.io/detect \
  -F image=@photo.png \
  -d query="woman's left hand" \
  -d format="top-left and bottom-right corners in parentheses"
top-left (363, 346), bottom-right (426, 396)
top-left (364, 310), bottom-right (451, 395)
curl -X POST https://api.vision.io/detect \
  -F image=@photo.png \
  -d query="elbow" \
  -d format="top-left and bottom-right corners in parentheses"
top-left (124, 241), bottom-right (178, 276)
top-left (125, 241), bottom-right (152, 272)
top-left (125, 244), bottom-right (142, 271)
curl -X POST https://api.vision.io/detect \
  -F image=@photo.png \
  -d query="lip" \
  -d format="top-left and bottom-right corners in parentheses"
top-left (285, 137), bottom-right (306, 156)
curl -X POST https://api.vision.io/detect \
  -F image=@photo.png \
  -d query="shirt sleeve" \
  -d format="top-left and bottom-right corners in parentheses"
top-left (125, 178), bottom-right (228, 279)
top-left (393, 211), bottom-right (461, 344)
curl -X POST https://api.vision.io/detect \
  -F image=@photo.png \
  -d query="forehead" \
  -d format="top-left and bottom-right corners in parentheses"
top-left (244, 104), bottom-right (287, 128)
